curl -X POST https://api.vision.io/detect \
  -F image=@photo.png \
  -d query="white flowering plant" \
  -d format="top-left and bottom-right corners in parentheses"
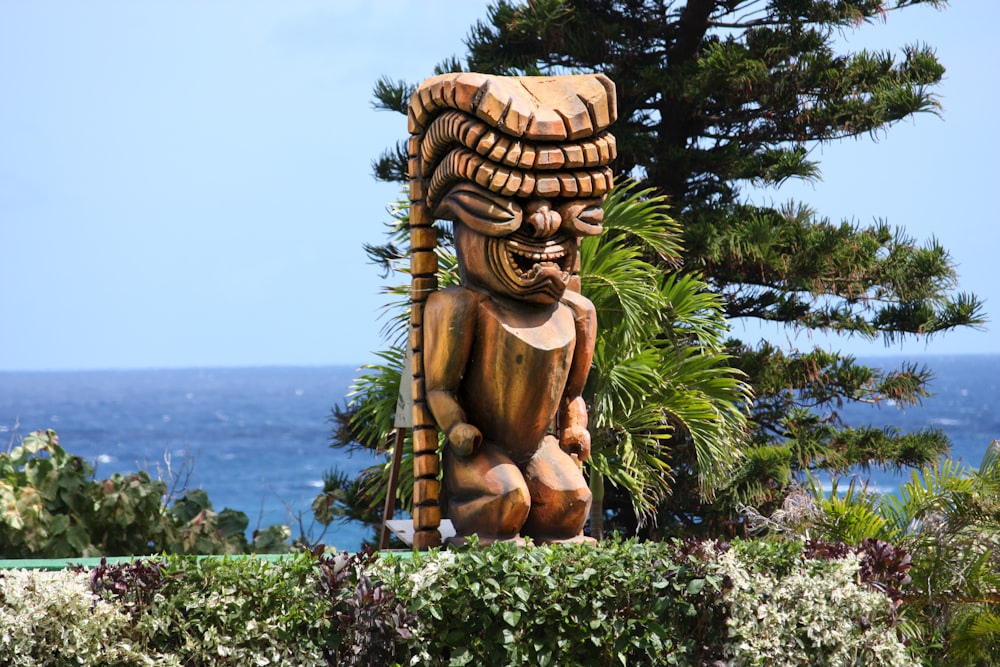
top-left (719, 539), bottom-right (911, 667)
top-left (0, 568), bottom-right (169, 667)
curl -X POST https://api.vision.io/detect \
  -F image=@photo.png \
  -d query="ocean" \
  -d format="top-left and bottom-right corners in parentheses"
top-left (0, 365), bottom-right (378, 552)
top-left (1, 355), bottom-right (998, 552)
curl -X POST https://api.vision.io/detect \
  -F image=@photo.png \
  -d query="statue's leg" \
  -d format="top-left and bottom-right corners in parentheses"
top-left (521, 435), bottom-right (594, 544)
top-left (443, 441), bottom-right (530, 545)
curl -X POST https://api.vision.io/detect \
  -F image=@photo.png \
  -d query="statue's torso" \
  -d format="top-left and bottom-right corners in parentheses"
top-left (460, 297), bottom-right (576, 463)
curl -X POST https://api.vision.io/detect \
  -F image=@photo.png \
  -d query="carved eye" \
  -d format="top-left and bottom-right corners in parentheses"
top-left (433, 183), bottom-right (524, 237)
top-left (558, 199), bottom-right (604, 237)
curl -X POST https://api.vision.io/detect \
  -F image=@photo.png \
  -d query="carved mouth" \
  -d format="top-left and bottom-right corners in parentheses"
top-left (505, 236), bottom-right (571, 279)
top-left (488, 231), bottom-right (574, 300)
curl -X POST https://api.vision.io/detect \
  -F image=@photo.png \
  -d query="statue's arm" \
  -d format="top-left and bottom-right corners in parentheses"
top-left (423, 287), bottom-right (484, 457)
top-left (559, 290), bottom-right (597, 462)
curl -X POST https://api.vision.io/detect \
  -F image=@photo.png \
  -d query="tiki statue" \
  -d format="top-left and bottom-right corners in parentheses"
top-left (406, 73), bottom-right (617, 549)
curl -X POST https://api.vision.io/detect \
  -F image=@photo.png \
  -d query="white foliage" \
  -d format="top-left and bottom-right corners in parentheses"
top-left (719, 549), bottom-right (911, 667)
top-left (0, 568), bottom-right (169, 667)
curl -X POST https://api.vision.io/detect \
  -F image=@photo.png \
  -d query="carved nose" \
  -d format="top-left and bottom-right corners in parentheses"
top-left (524, 199), bottom-right (562, 238)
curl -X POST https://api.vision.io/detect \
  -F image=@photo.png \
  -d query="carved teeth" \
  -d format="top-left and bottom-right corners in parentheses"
top-left (504, 238), bottom-right (568, 279)
top-left (503, 238), bottom-right (569, 284)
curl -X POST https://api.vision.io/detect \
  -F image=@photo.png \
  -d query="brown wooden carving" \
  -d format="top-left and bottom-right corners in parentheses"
top-left (407, 73), bottom-right (617, 549)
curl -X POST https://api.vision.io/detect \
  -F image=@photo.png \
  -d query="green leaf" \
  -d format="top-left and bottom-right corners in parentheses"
top-left (47, 513), bottom-right (69, 536)
top-left (216, 508), bottom-right (249, 538)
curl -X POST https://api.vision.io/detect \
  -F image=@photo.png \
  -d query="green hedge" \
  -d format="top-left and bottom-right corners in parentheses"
top-left (0, 539), bottom-right (912, 666)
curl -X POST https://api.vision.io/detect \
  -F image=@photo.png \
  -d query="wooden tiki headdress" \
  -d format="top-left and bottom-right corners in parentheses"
top-left (406, 73), bottom-right (618, 549)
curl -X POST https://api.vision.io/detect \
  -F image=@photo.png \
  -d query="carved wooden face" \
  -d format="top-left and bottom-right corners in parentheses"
top-left (449, 194), bottom-right (604, 305)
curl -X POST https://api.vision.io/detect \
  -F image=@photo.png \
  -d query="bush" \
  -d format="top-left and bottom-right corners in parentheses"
top-left (81, 549), bottom-right (409, 667)
top-left (379, 538), bottom-right (910, 666)
top-left (0, 429), bottom-right (290, 557)
top-left (0, 539), bottom-right (912, 666)
top-left (128, 553), bottom-right (330, 666)
top-left (381, 539), bottom-right (724, 666)
top-left (720, 540), bottom-right (911, 667)
top-left (0, 568), bottom-right (157, 667)
top-left (317, 548), bottom-right (413, 667)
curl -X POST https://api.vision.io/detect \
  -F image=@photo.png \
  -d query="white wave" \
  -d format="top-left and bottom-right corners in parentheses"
top-left (808, 475), bottom-right (891, 496)
top-left (931, 418), bottom-right (962, 426)
top-left (306, 480), bottom-right (324, 488)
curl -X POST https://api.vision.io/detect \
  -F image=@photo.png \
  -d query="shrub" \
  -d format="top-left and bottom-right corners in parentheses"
top-left (128, 553), bottom-right (330, 666)
top-left (0, 429), bottom-right (290, 557)
top-left (751, 451), bottom-right (1000, 664)
top-left (317, 548), bottom-right (414, 667)
top-left (84, 549), bottom-right (413, 667)
top-left (720, 539), bottom-right (911, 667)
top-left (375, 538), bottom-right (910, 666)
top-left (383, 539), bottom-right (721, 666)
top-left (0, 539), bottom-right (912, 666)
top-left (0, 429), bottom-right (165, 558)
top-left (0, 568), bottom-right (160, 667)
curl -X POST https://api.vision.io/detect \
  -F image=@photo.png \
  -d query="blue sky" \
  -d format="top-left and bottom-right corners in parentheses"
top-left (1, 1), bottom-right (996, 371)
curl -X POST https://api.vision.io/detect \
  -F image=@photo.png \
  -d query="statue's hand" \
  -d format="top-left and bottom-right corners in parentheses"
top-left (560, 426), bottom-right (591, 463)
top-left (448, 423), bottom-right (482, 458)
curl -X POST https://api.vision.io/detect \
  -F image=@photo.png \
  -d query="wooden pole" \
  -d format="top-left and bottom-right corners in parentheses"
top-left (379, 427), bottom-right (407, 550)
top-left (409, 200), bottom-right (442, 549)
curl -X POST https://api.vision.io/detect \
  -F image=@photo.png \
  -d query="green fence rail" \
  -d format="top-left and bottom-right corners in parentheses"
top-left (0, 554), bottom-right (297, 571)
top-left (0, 550), bottom-right (418, 571)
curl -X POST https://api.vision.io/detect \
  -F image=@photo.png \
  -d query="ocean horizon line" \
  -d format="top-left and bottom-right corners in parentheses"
top-left (0, 362), bottom-right (367, 375)
top-left (3, 351), bottom-right (999, 375)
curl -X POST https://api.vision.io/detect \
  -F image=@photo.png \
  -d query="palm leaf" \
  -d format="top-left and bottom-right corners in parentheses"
top-left (581, 183), bottom-right (751, 520)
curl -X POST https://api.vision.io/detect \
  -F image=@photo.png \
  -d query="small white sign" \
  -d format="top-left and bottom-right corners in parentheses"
top-left (385, 519), bottom-right (456, 547)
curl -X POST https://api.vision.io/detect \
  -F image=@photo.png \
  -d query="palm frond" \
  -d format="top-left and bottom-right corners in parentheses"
top-left (599, 181), bottom-right (682, 263)
top-left (581, 182), bottom-right (751, 518)
top-left (341, 347), bottom-right (405, 451)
